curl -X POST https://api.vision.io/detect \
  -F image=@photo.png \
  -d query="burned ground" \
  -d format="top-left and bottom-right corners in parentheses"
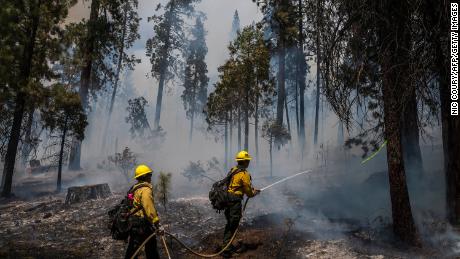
top-left (0, 175), bottom-right (446, 259)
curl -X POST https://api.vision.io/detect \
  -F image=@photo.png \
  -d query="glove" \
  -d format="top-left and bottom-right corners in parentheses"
top-left (254, 189), bottom-right (261, 196)
top-left (154, 222), bottom-right (165, 235)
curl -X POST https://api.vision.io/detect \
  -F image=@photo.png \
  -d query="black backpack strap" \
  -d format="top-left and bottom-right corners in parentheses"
top-left (126, 183), bottom-right (151, 216)
top-left (225, 167), bottom-right (243, 187)
top-left (128, 182), bottom-right (151, 195)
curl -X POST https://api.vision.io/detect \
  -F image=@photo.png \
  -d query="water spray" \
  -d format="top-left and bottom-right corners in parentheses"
top-left (260, 170), bottom-right (312, 191)
top-left (131, 169), bottom-right (314, 259)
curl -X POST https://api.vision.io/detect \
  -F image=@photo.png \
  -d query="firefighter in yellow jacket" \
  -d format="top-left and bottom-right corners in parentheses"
top-left (125, 164), bottom-right (162, 259)
top-left (222, 151), bottom-right (260, 257)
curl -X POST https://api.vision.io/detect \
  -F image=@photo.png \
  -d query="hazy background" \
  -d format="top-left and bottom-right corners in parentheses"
top-left (59, 0), bottom-right (446, 234)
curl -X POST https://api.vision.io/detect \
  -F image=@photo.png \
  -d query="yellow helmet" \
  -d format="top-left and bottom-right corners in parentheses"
top-left (235, 150), bottom-right (252, 161)
top-left (134, 164), bottom-right (153, 179)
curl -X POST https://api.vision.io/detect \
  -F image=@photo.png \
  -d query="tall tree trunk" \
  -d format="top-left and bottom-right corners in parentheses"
top-left (101, 2), bottom-right (129, 154)
top-left (284, 97), bottom-right (291, 134)
top-left (297, 0), bottom-right (307, 156)
top-left (238, 107), bottom-right (241, 150)
top-left (189, 108), bottom-right (195, 143)
top-left (154, 67), bottom-right (166, 129)
top-left (337, 120), bottom-right (344, 146)
top-left (57, 119), bottom-right (68, 193)
top-left (379, 0), bottom-right (419, 245)
top-left (21, 109), bottom-right (34, 165)
top-left (69, 0), bottom-right (100, 170)
top-left (425, 0), bottom-right (460, 224)
top-left (270, 136), bottom-right (273, 178)
top-left (153, 7), bottom-right (173, 130)
top-left (255, 96), bottom-right (259, 164)
top-left (1, 0), bottom-right (41, 197)
top-left (189, 79), bottom-right (196, 143)
top-left (401, 85), bottom-right (423, 180)
top-left (244, 83), bottom-right (249, 151)
top-left (314, 0), bottom-right (321, 146)
top-left (229, 111), bottom-right (233, 158)
top-left (295, 79), bottom-right (299, 139)
top-left (276, 45), bottom-right (286, 131)
top-left (224, 114), bottom-right (228, 171)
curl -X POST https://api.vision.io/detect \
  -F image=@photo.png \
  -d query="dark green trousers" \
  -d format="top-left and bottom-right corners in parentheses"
top-left (223, 201), bottom-right (242, 248)
top-left (125, 217), bottom-right (159, 259)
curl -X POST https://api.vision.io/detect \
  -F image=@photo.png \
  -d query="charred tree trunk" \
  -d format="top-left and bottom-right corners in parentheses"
top-left (154, 8), bottom-right (173, 130)
top-left (338, 120), bottom-right (344, 146)
top-left (69, 0), bottom-right (100, 170)
top-left (238, 107), bottom-right (241, 151)
top-left (401, 85), bottom-right (423, 180)
top-left (154, 64), bottom-right (167, 129)
top-left (244, 83), bottom-right (249, 151)
top-left (297, 0), bottom-right (306, 155)
top-left (189, 75), bottom-right (196, 143)
top-left (224, 113), bottom-right (229, 171)
top-left (229, 111), bottom-right (233, 158)
top-left (270, 135), bottom-right (273, 178)
top-left (1, 0), bottom-right (41, 197)
top-left (189, 106), bottom-right (195, 143)
top-left (255, 95), bottom-right (259, 164)
top-left (21, 109), bottom-right (34, 165)
top-left (379, 0), bottom-right (419, 245)
top-left (276, 44), bottom-right (286, 135)
top-left (295, 80), bottom-right (299, 139)
top-left (314, 0), bottom-right (321, 146)
top-left (101, 2), bottom-right (129, 154)
top-left (57, 118), bottom-right (68, 193)
top-left (419, 0), bottom-right (460, 224)
top-left (65, 183), bottom-right (111, 205)
top-left (284, 97), bottom-right (291, 135)
top-left (425, 0), bottom-right (460, 225)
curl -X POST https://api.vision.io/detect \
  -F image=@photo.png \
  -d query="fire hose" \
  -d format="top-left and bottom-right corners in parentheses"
top-left (130, 170), bottom-right (312, 259)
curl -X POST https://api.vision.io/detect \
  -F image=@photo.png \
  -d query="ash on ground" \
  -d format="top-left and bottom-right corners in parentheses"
top-left (0, 166), bottom-right (453, 259)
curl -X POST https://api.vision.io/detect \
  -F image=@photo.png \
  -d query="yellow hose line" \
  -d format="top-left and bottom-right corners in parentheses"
top-left (161, 235), bottom-right (172, 259)
top-left (130, 198), bottom-right (250, 259)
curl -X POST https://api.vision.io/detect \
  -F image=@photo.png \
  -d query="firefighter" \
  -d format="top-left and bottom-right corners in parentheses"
top-left (125, 164), bottom-right (163, 259)
top-left (222, 151), bottom-right (260, 258)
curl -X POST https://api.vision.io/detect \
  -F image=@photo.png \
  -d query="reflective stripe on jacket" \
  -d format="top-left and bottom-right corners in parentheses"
top-left (227, 166), bottom-right (256, 198)
top-left (132, 182), bottom-right (160, 224)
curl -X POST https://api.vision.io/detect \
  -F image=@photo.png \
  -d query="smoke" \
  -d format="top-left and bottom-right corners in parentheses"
top-left (12, 0), bottom-right (445, 255)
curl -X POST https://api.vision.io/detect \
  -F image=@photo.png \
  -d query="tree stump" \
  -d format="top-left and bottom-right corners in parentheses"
top-left (65, 183), bottom-right (111, 205)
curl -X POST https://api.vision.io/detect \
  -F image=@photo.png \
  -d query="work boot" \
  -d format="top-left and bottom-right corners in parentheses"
top-left (221, 250), bottom-right (233, 258)
top-left (234, 243), bottom-right (247, 253)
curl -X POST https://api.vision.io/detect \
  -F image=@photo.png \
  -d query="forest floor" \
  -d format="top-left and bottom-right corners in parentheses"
top-left (0, 187), bottom-right (447, 258)
top-left (0, 193), bottom-right (434, 259)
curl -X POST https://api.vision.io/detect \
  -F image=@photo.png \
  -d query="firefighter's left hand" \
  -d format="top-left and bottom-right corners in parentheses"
top-left (155, 223), bottom-right (165, 235)
top-left (254, 189), bottom-right (261, 196)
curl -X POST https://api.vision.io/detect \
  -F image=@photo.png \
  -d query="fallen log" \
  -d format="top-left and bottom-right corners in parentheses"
top-left (65, 184), bottom-right (111, 205)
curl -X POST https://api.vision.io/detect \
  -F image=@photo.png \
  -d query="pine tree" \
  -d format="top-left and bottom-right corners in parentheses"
top-left (182, 16), bottom-right (209, 142)
top-left (68, 0), bottom-right (133, 170)
top-left (230, 10), bottom-right (240, 40)
top-left (206, 24), bottom-right (274, 166)
top-left (101, 0), bottom-right (141, 154)
top-left (420, 0), bottom-right (460, 224)
top-left (319, 0), bottom-right (420, 245)
top-left (146, 0), bottom-right (197, 130)
top-left (41, 84), bottom-right (87, 192)
top-left (0, 0), bottom-right (77, 197)
top-left (255, 0), bottom-right (297, 146)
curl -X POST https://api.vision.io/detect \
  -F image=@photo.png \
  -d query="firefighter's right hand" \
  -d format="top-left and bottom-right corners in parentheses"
top-left (155, 222), bottom-right (165, 235)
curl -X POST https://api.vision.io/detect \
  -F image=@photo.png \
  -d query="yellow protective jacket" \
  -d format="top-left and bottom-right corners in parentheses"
top-left (131, 182), bottom-right (160, 224)
top-left (227, 166), bottom-right (256, 198)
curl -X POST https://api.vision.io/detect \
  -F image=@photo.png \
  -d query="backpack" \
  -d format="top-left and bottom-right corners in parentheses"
top-left (107, 183), bottom-right (150, 240)
top-left (209, 167), bottom-right (243, 212)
